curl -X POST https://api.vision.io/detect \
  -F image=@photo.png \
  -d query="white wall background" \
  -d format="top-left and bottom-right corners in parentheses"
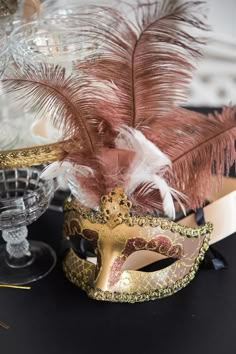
top-left (207, 0), bottom-right (236, 40)
top-left (187, 0), bottom-right (236, 106)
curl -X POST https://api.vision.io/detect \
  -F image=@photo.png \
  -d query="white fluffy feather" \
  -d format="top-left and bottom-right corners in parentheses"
top-left (115, 126), bottom-right (184, 219)
top-left (41, 162), bottom-right (96, 208)
top-left (41, 161), bottom-right (94, 180)
top-left (41, 161), bottom-right (73, 180)
top-left (115, 126), bottom-right (171, 176)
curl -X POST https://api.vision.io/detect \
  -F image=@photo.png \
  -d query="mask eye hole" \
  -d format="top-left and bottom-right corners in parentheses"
top-left (139, 258), bottom-right (176, 272)
top-left (121, 250), bottom-right (177, 272)
top-left (72, 237), bottom-right (96, 259)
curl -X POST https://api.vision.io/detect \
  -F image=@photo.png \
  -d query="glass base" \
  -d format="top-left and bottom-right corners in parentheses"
top-left (0, 241), bottom-right (56, 285)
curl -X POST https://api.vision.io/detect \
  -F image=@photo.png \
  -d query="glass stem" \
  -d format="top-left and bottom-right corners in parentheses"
top-left (2, 226), bottom-right (32, 267)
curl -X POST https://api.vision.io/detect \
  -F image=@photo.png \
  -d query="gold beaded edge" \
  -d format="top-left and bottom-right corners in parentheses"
top-left (63, 233), bottom-right (210, 303)
top-left (0, 142), bottom-right (63, 168)
top-left (64, 200), bottom-right (213, 238)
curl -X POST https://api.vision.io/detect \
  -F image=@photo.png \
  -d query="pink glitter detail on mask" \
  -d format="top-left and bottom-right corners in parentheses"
top-left (109, 256), bottom-right (126, 288)
top-left (108, 236), bottom-right (183, 288)
top-left (133, 238), bottom-right (147, 249)
top-left (151, 236), bottom-right (182, 259)
top-left (122, 239), bottom-right (136, 257)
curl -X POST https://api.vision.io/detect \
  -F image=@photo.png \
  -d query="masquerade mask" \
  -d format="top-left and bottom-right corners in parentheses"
top-left (63, 187), bottom-right (213, 302)
top-left (63, 177), bottom-right (236, 302)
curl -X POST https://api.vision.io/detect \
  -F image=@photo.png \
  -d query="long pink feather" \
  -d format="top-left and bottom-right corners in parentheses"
top-left (74, 0), bottom-right (207, 127)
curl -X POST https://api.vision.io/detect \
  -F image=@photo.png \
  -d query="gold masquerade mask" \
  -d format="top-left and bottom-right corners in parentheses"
top-left (63, 188), bottom-right (213, 303)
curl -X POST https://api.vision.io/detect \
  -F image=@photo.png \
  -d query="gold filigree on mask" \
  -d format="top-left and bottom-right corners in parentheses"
top-left (100, 187), bottom-right (132, 228)
top-left (63, 188), bottom-right (213, 303)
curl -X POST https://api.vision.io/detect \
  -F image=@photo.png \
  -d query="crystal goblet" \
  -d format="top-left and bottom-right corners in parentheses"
top-left (10, 18), bottom-right (86, 73)
top-left (0, 168), bottom-right (56, 284)
top-left (41, 0), bottom-right (112, 16)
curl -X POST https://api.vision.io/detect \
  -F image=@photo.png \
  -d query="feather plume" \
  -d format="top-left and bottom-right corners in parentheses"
top-left (41, 161), bottom-right (73, 180)
top-left (41, 161), bottom-right (94, 181)
top-left (41, 160), bottom-right (100, 208)
top-left (143, 105), bottom-right (236, 209)
top-left (2, 64), bottom-right (122, 152)
top-left (74, 0), bottom-right (207, 127)
top-left (115, 126), bottom-right (171, 182)
top-left (56, 127), bottom-right (186, 217)
top-left (115, 126), bottom-right (186, 218)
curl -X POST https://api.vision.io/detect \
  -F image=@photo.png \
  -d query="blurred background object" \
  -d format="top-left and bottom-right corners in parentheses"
top-left (186, 0), bottom-right (236, 107)
top-left (0, 0), bottom-right (18, 18)
top-left (0, 0), bottom-right (40, 35)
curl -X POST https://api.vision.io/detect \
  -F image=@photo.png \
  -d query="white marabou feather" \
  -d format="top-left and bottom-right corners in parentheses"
top-left (41, 161), bottom-right (94, 180)
top-left (41, 162), bottom-right (97, 208)
top-left (115, 126), bottom-right (185, 219)
top-left (41, 161), bottom-right (73, 180)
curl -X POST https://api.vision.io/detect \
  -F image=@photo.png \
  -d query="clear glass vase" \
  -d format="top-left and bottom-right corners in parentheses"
top-left (0, 29), bottom-right (9, 77)
top-left (0, 168), bottom-right (56, 284)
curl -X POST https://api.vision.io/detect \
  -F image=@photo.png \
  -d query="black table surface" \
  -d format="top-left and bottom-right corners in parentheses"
top-left (1, 107), bottom-right (236, 354)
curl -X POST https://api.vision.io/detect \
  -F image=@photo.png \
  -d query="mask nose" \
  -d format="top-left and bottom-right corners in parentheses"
top-left (94, 241), bottom-right (122, 291)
